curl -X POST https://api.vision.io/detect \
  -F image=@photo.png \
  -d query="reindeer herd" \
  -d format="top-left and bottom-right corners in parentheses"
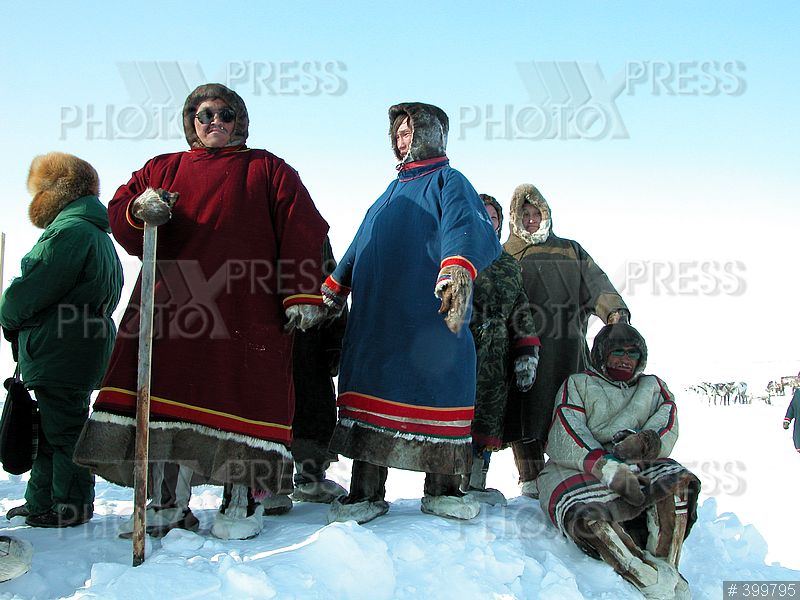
top-left (687, 376), bottom-right (800, 406)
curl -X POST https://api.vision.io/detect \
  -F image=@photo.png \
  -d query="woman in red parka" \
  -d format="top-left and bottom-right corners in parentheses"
top-left (75, 83), bottom-right (330, 540)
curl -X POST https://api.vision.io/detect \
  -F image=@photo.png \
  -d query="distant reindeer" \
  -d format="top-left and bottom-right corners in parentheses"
top-left (766, 380), bottom-right (785, 403)
top-left (780, 376), bottom-right (800, 391)
top-left (691, 381), bottom-right (750, 406)
top-left (734, 381), bottom-right (748, 404)
top-left (694, 381), bottom-right (720, 406)
top-left (719, 382), bottom-right (736, 406)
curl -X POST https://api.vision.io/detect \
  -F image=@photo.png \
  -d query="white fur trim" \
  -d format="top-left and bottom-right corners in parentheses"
top-left (88, 411), bottom-right (292, 458)
top-left (338, 418), bottom-right (470, 445)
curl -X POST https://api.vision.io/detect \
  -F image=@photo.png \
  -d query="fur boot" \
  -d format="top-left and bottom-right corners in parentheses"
top-left (292, 479), bottom-right (347, 504)
top-left (262, 494), bottom-right (293, 515)
top-left (0, 536), bottom-right (33, 583)
top-left (327, 498), bottom-right (390, 524)
top-left (466, 488), bottom-right (507, 506)
top-left (118, 462), bottom-right (198, 538)
top-left (579, 519), bottom-right (684, 599)
top-left (212, 484), bottom-right (264, 540)
top-left (520, 480), bottom-right (539, 499)
top-left (420, 494), bottom-right (480, 520)
top-left (646, 478), bottom-right (691, 568)
top-left (465, 458), bottom-right (507, 506)
top-left (118, 506), bottom-right (199, 539)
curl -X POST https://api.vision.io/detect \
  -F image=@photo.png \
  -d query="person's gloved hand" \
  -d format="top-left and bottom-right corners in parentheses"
top-left (132, 188), bottom-right (179, 226)
top-left (612, 429), bottom-right (662, 462)
top-left (514, 349), bottom-right (539, 391)
top-left (591, 455), bottom-right (650, 505)
top-left (320, 277), bottom-right (348, 318)
top-left (285, 304), bottom-right (328, 333)
top-left (607, 308), bottom-right (631, 324)
top-left (784, 420), bottom-right (791, 430)
top-left (435, 265), bottom-right (472, 334)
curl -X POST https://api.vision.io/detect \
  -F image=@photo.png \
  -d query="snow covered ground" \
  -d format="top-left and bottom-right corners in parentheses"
top-left (1, 395), bottom-right (798, 599)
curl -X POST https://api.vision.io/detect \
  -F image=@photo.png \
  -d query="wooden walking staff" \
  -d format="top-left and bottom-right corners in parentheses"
top-left (132, 220), bottom-right (158, 566)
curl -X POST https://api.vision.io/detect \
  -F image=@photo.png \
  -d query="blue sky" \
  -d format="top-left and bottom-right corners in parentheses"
top-left (1, 0), bottom-right (798, 386)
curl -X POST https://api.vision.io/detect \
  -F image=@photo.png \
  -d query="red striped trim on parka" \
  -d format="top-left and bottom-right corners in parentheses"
top-left (440, 256), bottom-right (478, 280)
top-left (95, 387), bottom-right (292, 444)
top-left (282, 294), bottom-right (325, 308)
top-left (338, 391), bottom-right (473, 438)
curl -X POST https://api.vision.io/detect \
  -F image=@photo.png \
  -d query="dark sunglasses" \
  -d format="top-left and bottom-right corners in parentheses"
top-left (195, 108), bottom-right (236, 124)
top-left (609, 349), bottom-right (641, 360)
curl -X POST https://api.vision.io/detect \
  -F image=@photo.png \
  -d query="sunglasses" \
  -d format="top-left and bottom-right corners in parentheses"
top-left (195, 108), bottom-right (236, 124)
top-left (609, 349), bottom-right (642, 360)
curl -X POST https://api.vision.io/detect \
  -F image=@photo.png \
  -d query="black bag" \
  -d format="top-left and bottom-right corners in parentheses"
top-left (0, 367), bottom-right (38, 475)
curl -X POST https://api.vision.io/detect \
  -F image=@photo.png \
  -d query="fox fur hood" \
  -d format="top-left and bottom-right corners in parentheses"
top-left (27, 152), bottom-right (100, 229)
top-left (480, 193), bottom-right (503, 240)
top-left (389, 102), bottom-right (449, 164)
top-left (590, 323), bottom-right (648, 383)
top-left (183, 83), bottom-right (249, 149)
top-left (508, 183), bottom-right (552, 245)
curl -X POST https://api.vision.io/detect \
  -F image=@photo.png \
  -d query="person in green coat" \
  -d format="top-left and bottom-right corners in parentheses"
top-left (0, 152), bottom-right (123, 528)
top-left (503, 183), bottom-right (629, 497)
top-left (465, 195), bottom-right (540, 505)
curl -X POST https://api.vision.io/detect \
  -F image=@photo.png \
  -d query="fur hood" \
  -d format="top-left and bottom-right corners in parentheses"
top-left (508, 183), bottom-right (552, 245)
top-left (27, 152), bottom-right (100, 229)
top-left (389, 102), bottom-right (448, 164)
top-left (183, 83), bottom-right (249, 149)
top-left (480, 193), bottom-right (503, 240)
top-left (590, 323), bottom-right (648, 383)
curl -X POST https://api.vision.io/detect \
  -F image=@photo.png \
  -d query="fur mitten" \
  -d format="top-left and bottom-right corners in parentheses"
top-left (612, 429), bottom-right (661, 462)
top-left (285, 304), bottom-right (328, 332)
top-left (514, 350), bottom-right (539, 391)
top-left (591, 456), bottom-right (649, 506)
top-left (606, 308), bottom-right (631, 324)
top-left (435, 265), bottom-right (472, 334)
top-left (132, 188), bottom-right (179, 225)
top-left (320, 276), bottom-right (349, 317)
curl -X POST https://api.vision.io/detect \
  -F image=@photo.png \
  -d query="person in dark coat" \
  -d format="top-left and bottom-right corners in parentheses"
top-left (74, 83), bottom-right (330, 540)
top-left (321, 102), bottom-right (501, 524)
top-left (282, 237), bottom-right (348, 510)
top-left (503, 183), bottom-right (629, 497)
top-left (464, 194), bottom-right (540, 506)
top-left (783, 378), bottom-right (800, 453)
top-left (1, 152), bottom-right (123, 528)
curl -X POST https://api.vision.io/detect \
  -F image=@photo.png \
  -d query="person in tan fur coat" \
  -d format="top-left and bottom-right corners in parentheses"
top-left (0, 152), bottom-right (123, 528)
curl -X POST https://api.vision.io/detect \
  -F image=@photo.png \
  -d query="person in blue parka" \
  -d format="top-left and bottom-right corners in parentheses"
top-left (321, 102), bottom-right (501, 524)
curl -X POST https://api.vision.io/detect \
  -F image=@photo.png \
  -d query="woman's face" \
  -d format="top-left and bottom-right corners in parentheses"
top-left (194, 98), bottom-right (235, 148)
top-left (605, 345), bottom-right (641, 374)
top-left (521, 204), bottom-right (542, 234)
top-left (395, 117), bottom-right (413, 158)
top-left (485, 203), bottom-right (500, 235)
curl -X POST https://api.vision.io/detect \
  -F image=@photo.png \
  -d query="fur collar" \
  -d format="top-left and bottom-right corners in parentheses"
top-left (388, 102), bottom-right (449, 164)
top-left (508, 183), bottom-right (552, 246)
top-left (27, 152), bottom-right (99, 229)
top-left (183, 83), bottom-right (249, 149)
